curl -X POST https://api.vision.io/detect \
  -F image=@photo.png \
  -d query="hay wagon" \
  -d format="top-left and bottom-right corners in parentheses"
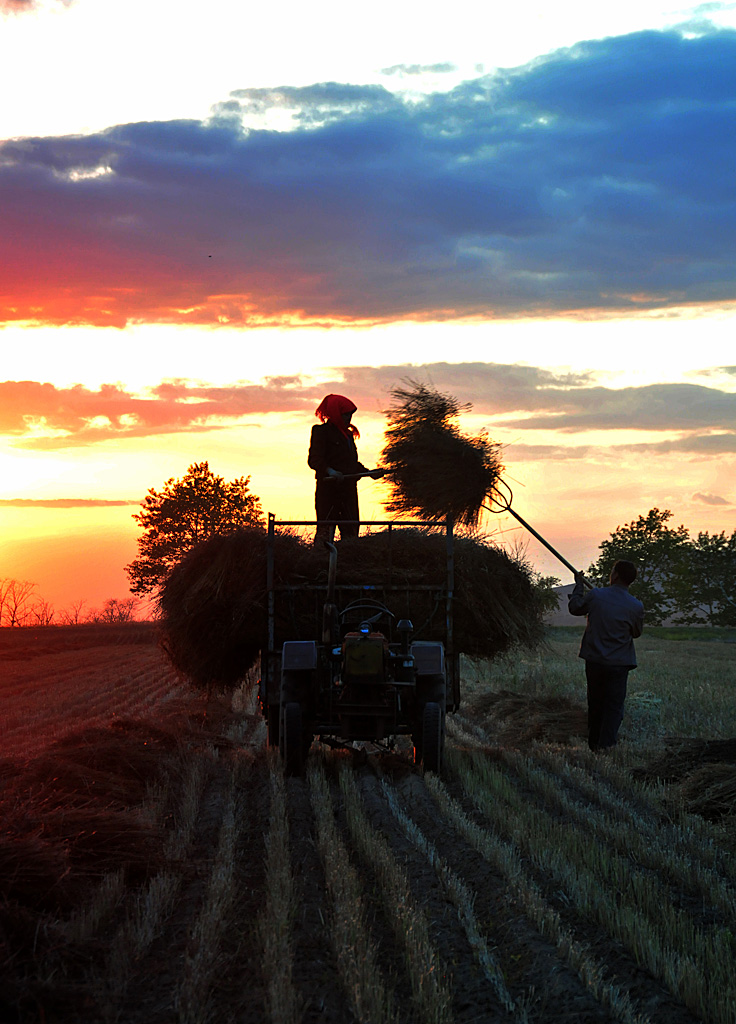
top-left (258, 514), bottom-right (461, 775)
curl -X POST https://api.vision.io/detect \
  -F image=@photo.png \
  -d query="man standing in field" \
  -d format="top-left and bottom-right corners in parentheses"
top-left (568, 560), bottom-right (644, 752)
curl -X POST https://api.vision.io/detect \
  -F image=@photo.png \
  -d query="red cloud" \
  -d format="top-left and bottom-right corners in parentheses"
top-left (0, 379), bottom-right (322, 448)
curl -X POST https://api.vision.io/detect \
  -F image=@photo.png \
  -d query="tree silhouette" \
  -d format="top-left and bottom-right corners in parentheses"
top-left (125, 462), bottom-right (264, 595)
top-left (0, 578), bottom-right (37, 626)
top-left (587, 508), bottom-right (690, 625)
top-left (675, 529), bottom-right (736, 626)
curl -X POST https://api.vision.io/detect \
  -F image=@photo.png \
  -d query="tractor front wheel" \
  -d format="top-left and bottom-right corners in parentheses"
top-left (421, 701), bottom-right (444, 774)
top-left (282, 702), bottom-right (308, 777)
top-left (266, 704), bottom-right (280, 747)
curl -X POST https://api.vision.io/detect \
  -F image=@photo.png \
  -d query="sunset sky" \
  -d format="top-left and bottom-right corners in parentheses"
top-left (2, 0), bottom-right (736, 614)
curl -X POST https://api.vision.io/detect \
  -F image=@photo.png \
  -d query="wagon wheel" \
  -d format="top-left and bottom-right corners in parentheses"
top-left (282, 702), bottom-right (308, 777)
top-left (421, 701), bottom-right (444, 774)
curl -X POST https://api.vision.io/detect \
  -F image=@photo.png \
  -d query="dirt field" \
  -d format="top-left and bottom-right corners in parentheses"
top-left (2, 624), bottom-right (735, 1024)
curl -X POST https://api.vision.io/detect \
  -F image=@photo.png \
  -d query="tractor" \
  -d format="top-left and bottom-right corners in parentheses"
top-left (258, 514), bottom-right (460, 775)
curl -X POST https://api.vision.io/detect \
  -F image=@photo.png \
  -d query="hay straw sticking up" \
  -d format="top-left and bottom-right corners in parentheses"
top-left (380, 380), bottom-right (503, 527)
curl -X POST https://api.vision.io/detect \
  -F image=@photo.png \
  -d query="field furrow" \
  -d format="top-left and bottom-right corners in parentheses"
top-left (3, 625), bottom-right (735, 1024)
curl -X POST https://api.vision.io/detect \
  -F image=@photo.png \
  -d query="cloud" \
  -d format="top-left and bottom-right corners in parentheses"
top-left (505, 433), bottom-right (736, 460)
top-left (0, 377), bottom-right (323, 448)
top-left (3, 361), bottom-right (735, 450)
top-left (495, 382), bottom-right (736, 431)
top-left (4, 29), bottom-right (736, 326)
top-left (692, 491), bottom-right (731, 505)
top-left (1, 0), bottom-right (73, 13)
top-left (381, 63), bottom-right (457, 76)
top-left (0, 498), bottom-right (138, 506)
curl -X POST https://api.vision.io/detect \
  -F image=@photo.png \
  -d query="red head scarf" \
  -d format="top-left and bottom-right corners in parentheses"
top-left (315, 394), bottom-right (359, 438)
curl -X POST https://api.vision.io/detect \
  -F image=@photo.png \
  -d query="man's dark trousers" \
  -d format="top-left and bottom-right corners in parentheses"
top-left (585, 662), bottom-right (629, 751)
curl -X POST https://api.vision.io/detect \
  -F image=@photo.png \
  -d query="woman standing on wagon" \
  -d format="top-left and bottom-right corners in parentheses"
top-left (308, 394), bottom-right (382, 543)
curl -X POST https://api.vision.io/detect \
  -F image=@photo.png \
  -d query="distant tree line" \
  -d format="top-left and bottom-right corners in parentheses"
top-left (587, 508), bottom-right (736, 627)
top-left (0, 580), bottom-right (138, 628)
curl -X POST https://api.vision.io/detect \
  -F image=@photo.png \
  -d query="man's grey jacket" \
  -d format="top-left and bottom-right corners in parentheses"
top-left (568, 580), bottom-right (644, 667)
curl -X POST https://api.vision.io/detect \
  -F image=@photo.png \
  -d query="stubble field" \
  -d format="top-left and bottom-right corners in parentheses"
top-left (2, 624), bottom-right (735, 1024)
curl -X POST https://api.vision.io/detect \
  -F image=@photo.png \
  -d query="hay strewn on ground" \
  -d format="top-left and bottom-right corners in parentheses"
top-left (634, 737), bottom-right (736, 783)
top-left (676, 763), bottom-right (736, 820)
top-left (466, 688), bottom-right (588, 745)
top-left (635, 737), bottom-right (736, 821)
top-left (158, 527), bottom-right (546, 691)
top-left (0, 720), bottom-right (175, 913)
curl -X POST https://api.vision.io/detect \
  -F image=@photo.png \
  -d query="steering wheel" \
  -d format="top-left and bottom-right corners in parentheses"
top-left (339, 600), bottom-right (395, 626)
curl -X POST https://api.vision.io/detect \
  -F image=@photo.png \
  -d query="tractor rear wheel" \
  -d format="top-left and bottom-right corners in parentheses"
top-left (421, 701), bottom-right (444, 774)
top-left (282, 702), bottom-right (307, 777)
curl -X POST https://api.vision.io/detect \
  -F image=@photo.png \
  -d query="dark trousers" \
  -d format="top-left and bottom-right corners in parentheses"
top-left (314, 481), bottom-right (359, 544)
top-left (585, 661), bottom-right (630, 751)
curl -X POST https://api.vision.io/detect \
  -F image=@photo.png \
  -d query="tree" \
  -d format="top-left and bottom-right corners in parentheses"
top-left (90, 597), bottom-right (139, 623)
top-left (59, 598), bottom-right (87, 625)
top-left (674, 530), bottom-right (736, 626)
top-left (125, 462), bottom-right (265, 595)
top-left (587, 508), bottom-right (691, 625)
top-left (0, 578), bottom-right (38, 626)
top-left (29, 599), bottom-right (55, 626)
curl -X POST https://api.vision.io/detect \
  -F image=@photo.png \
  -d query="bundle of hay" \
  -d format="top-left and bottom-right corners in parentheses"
top-left (676, 763), bottom-right (736, 821)
top-left (159, 526), bottom-right (306, 691)
top-left (158, 526), bottom-right (546, 691)
top-left (634, 737), bottom-right (736, 783)
top-left (466, 689), bottom-right (588, 745)
top-left (380, 381), bottom-right (503, 527)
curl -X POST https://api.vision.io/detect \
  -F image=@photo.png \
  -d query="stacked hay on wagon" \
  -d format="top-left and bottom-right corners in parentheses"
top-left (158, 526), bottom-right (547, 692)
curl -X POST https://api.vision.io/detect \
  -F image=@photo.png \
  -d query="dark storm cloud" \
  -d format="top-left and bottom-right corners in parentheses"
top-left (3, 362), bottom-right (735, 450)
top-left (4, 28), bottom-right (736, 325)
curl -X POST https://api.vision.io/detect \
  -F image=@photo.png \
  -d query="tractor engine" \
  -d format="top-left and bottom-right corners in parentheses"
top-left (337, 625), bottom-right (396, 740)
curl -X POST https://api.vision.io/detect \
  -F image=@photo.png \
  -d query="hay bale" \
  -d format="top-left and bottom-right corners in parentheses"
top-left (466, 688), bottom-right (587, 745)
top-left (380, 381), bottom-right (503, 527)
top-left (677, 763), bottom-right (736, 820)
top-left (158, 526), bottom-right (306, 690)
top-left (158, 527), bottom-right (546, 690)
top-left (634, 737), bottom-right (736, 783)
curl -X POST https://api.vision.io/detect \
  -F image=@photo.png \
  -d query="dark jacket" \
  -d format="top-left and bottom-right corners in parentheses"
top-left (308, 422), bottom-right (366, 479)
top-left (568, 580), bottom-right (644, 667)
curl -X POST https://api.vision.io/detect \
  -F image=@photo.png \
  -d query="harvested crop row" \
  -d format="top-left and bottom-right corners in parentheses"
top-left (424, 772), bottom-right (651, 1024)
top-left (258, 753), bottom-right (300, 1024)
top-left (0, 653), bottom-right (187, 757)
top-left (338, 764), bottom-right (453, 1024)
top-left (446, 740), bottom-right (736, 1024)
top-left (497, 747), bottom-right (736, 924)
top-left (175, 770), bottom-right (246, 1024)
top-left (308, 759), bottom-right (398, 1024)
top-left (379, 775), bottom-right (523, 1020)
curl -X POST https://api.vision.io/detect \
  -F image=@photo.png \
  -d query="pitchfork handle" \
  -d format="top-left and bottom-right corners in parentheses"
top-left (324, 469), bottom-right (385, 481)
top-left (504, 506), bottom-right (594, 590)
